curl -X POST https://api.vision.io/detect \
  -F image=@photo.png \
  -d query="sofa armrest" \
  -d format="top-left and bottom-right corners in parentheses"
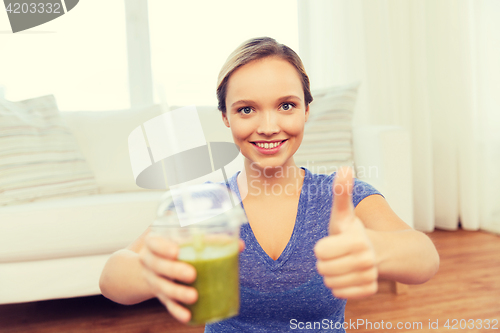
top-left (352, 125), bottom-right (414, 229)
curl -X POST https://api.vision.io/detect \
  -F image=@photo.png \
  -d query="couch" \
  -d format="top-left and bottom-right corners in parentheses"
top-left (0, 100), bottom-right (413, 305)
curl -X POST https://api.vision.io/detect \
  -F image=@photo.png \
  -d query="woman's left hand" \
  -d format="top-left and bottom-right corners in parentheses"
top-left (314, 166), bottom-right (378, 299)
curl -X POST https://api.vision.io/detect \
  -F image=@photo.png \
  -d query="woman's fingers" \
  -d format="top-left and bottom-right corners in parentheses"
top-left (157, 293), bottom-right (192, 324)
top-left (145, 234), bottom-right (179, 259)
top-left (328, 281), bottom-right (378, 300)
top-left (316, 250), bottom-right (376, 277)
top-left (141, 235), bottom-right (196, 283)
top-left (322, 267), bottom-right (378, 290)
top-left (140, 248), bottom-right (196, 283)
top-left (142, 267), bottom-right (198, 304)
top-left (139, 252), bottom-right (197, 326)
top-left (139, 234), bottom-right (203, 324)
top-left (317, 254), bottom-right (377, 299)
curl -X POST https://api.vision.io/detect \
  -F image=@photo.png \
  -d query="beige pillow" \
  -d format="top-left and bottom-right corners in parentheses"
top-left (0, 95), bottom-right (99, 206)
top-left (294, 82), bottom-right (360, 176)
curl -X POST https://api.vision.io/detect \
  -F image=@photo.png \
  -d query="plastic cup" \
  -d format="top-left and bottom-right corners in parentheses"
top-left (151, 183), bottom-right (247, 325)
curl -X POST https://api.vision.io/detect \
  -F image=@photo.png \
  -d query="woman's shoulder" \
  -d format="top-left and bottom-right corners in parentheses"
top-left (304, 167), bottom-right (385, 207)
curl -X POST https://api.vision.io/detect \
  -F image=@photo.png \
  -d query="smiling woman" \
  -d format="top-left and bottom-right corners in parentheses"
top-left (100, 36), bottom-right (439, 333)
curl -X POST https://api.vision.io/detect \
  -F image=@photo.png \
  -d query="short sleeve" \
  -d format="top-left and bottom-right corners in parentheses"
top-left (352, 178), bottom-right (385, 208)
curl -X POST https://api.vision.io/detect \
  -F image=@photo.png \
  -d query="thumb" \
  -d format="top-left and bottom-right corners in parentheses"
top-left (329, 166), bottom-right (355, 235)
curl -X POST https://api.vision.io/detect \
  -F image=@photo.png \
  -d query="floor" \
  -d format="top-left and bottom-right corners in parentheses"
top-left (344, 228), bottom-right (500, 333)
top-left (1, 228), bottom-right (499, 333)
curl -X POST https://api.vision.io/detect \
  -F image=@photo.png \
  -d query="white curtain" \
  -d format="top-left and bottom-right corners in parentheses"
top-left (297, 0), bottom-right (500, 233)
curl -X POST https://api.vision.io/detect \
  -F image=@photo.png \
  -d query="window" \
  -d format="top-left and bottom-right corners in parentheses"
top-left (0, 0), bottom-right (129, 111)
top-left (147, 0), bottom-right (299, 107)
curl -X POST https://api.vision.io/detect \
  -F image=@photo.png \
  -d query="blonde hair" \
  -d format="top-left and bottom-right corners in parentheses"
top-left (216, 37), bottom-right (313, 114)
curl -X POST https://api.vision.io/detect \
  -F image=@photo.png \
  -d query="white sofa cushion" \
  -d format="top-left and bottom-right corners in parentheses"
top-left (0, 191), bottom-right (165, 262)
top-left (0, 254), bottom-right (111, 304)
top-left (0, 95), bottom-right (99, 206)
top-left (62, 105), bottom-right (166, 193)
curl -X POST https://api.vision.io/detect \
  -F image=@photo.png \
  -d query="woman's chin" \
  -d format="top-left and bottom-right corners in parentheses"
top-left (246, 160), bottom-right (291, 171)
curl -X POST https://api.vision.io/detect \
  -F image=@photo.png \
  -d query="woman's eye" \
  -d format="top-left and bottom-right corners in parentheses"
top-left (281, 102), bottom-right (295, 111)
top-left (238, 107), bottom-right (253, 115)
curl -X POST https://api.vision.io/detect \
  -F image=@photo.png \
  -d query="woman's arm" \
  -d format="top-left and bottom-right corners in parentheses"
top-left (314, 167), bottom-right (439, 299)
top-left (99, 249), bottom-right (156, 305)
top-left (99, 227), bottom-right (156, 305)
top-left (355, 194), bottom-right (440, 284)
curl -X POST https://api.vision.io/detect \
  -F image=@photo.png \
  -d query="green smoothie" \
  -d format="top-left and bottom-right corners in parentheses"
top-left (178, 240), bottom-right (240, 325)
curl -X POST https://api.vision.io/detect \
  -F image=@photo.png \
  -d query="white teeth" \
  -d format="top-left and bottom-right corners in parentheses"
top-left (256, 141), bottom-right (281, 149)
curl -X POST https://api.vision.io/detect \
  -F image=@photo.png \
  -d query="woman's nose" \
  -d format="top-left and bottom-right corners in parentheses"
top-left (256, 110), bottom-right (280, 135)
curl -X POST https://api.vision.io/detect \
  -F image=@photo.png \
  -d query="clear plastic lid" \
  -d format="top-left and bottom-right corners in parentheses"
top-left (154, 183), bottom-right (247, 228)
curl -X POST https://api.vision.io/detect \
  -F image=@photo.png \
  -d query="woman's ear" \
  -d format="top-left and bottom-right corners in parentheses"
top-left (222, 112), bottom-right (230, 128)
top-left (305, 104), bottom-right (310, 123)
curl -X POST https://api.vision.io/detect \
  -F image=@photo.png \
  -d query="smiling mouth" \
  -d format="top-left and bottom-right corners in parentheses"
top-left (251, 139), bottom-right (287, 148)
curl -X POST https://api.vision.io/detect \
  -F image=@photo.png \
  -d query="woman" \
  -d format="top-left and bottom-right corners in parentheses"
top-left (99, 37), bottom-right (440, 332)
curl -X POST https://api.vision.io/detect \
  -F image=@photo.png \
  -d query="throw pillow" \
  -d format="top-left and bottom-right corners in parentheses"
top-left (294, 82), bottom-right (360, 176)
top-left (0, 95), bottom-right (99, 206)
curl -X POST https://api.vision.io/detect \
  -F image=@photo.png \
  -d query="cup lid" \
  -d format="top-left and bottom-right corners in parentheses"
top-left (154, 182), bottom-right (247, 228)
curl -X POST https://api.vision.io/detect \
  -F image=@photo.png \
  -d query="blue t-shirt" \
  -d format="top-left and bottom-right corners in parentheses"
top-left (204, 167), bottom-right (384, 332)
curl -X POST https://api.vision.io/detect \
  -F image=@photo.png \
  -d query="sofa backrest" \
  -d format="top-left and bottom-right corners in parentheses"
top-left (192, 105), bottom-right (233, 143)
top-left (61, 105), bottom-right (164, 193)
top-left (61, 105), bottom-right (233, 194)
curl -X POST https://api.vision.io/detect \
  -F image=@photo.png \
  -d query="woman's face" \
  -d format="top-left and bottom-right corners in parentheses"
top-left (222, 56), bottom-right (309, 172)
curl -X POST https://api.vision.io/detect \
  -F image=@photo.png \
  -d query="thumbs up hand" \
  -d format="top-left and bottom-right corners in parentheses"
top-left (314, 166), bottom-right (378, 299)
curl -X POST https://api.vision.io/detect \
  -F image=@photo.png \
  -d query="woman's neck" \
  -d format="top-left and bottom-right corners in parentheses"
top-left (237, 160), bottom-right (305, 201)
